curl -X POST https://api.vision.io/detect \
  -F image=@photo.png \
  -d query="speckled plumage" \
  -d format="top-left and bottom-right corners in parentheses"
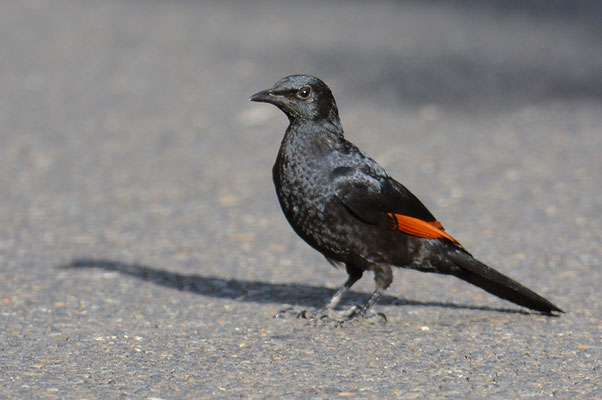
top-left (250, 75), bottom-right (562, 320)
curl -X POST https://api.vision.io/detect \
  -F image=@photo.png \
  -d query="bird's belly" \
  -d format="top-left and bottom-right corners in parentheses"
top-left (273, 159), bottom-right (422, 266)
top-left (276, 184), bottom-right (373, 260)
top-left (277, 183), bottom-right (426, 268)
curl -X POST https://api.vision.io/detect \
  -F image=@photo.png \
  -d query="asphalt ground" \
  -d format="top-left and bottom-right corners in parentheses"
top-left (1, 1), bottom-right (600, 399)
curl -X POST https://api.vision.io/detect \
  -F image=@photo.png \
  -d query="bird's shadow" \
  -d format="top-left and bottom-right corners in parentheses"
top-left (58, 258), bottom-right (528, 315)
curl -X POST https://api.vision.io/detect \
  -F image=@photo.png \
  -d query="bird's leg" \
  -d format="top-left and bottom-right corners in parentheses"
top-left (322, 282), bottom-right (350, 310)
top-left (342, 265), bottom-right (392, 323)
top-left (311, 271), bottom-right (362, 317)
top-left (343, 288), bottom-right (385, 320)
top-left (277, 264), bottom-right (363, 320)
top-left (323, 263), bottom-right (362, 308)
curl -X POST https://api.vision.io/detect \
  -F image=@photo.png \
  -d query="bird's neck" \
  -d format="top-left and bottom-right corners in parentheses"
top-left (279, 119), bottom-right (345, 163)
top-left (288, 117), bottom-right (344, 139)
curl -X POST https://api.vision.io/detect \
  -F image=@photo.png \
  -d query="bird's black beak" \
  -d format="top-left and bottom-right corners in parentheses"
top-left (249, 88), bottom-right (274, 103)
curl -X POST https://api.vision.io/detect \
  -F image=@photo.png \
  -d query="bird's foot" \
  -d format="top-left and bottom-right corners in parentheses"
top-left (274, 307), bottom-right (303, 319)
top-left (274, 306), bottom-right (339, 321)
top-left (339, 305), bottom-right (387, 326)
top-left (274, 306), bottom-right (386, 326)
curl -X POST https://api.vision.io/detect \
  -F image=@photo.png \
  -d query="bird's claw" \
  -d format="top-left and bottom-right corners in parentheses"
top-left (338, 305), bottom-right (387, 326)
top-left (274, 306), bottom-right (386, 326)
top-left (274, 307), bottom-right (334, 321)
top-left (274, 307), bottom-right (301, 319)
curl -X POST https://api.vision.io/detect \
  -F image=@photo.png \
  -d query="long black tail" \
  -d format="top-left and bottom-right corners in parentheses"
top-left (448, 250), bottom-right (563, 314)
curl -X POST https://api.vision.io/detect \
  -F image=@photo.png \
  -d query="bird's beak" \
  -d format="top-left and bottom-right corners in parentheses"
top-left (249, 88), bottom-right (274, 103)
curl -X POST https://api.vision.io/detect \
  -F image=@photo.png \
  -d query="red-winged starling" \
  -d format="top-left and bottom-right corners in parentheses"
top-left (249, 74), bottom-right (563, 322)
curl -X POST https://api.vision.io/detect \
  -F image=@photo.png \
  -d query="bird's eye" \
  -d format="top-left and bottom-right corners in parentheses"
top-left (296, 87), bottom-right (312, 100)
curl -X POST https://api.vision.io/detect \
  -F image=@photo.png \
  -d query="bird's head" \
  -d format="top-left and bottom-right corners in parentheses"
top-left (249, 75), bottom-right (341, 126)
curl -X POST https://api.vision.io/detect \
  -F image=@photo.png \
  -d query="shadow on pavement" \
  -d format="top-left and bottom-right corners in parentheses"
top-left (58, 258), bottom-right (529, 315)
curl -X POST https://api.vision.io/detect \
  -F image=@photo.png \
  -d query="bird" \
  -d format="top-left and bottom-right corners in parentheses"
top-left (249, 74), bottom-right (563, 322)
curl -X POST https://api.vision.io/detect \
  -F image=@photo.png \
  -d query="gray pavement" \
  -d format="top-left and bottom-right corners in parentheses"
top-left (1, 0), bottom-right (601, 398)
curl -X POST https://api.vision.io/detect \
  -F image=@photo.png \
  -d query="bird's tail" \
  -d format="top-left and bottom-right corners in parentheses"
top-left (447, 250), bottom-right (563, 314)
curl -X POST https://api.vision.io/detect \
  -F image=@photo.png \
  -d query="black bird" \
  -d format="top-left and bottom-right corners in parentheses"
top-left (249, 74), bottom-right (562, 321)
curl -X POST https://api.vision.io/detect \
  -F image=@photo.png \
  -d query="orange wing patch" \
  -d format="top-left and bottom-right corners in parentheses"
top-left (387, 213), bottom-right (457, 243)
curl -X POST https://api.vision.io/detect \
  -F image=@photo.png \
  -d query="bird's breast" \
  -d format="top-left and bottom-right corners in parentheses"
top-left (273, 147), bottom-right (340, 232)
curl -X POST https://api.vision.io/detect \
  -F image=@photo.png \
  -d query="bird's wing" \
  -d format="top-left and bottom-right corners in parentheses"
top-left (331, 166), bottom-right (459, 244)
